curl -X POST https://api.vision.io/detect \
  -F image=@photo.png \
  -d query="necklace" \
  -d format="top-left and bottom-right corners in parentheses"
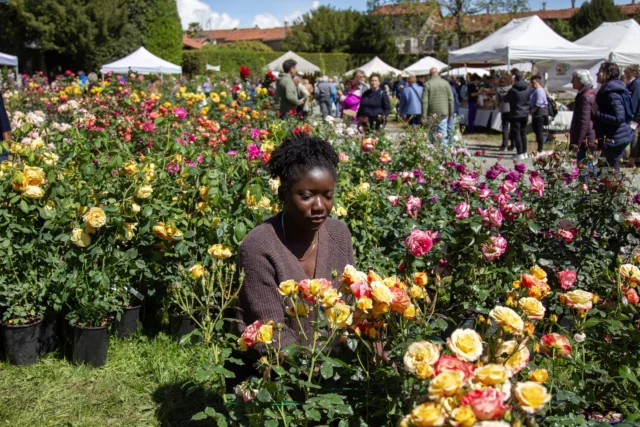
top-left (281, 212), bottom-right (318, 262)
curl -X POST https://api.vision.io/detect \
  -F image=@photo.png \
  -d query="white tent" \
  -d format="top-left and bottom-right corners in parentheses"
top-left (448, 16), bottom-right (608, 66)
top-left (575, 19), bottom-right (640, 67)
top-left (490, 62), bottom-right (533, 73)
top-left (206, 64), bottom-right (221, 71)
top-left (403, 56), bottom-right (447, 75)
top-left (0, 52), bottom-right (18, 79)
top-left (442, 67), bottom-right (490, 77)
top-left (100, 47), bottom-right (181, 75)
top-left (267, 51), bottom-right (320, 74)
top-left (347, 56), bottom-right (402, 77)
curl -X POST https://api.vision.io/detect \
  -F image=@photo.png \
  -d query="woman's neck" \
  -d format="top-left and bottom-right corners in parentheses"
top-left (281, 212), bottom-right (316, 244)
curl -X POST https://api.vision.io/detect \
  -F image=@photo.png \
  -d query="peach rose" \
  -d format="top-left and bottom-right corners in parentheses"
top-left (460, 388), bottom-right (507, 420)
top-left (447, 329), bottom-right (483, 362)
top-left (518, 297), bottom-right (546, 320)
top-left (560, 289), bottom-right (594, 310)
top-left (390, 287), bottom-right (411, 313)
top-left (541, 333), bottom-right (571, 357)
top-left (489, 306), bottom-right (524, 333)
top-left (434, 355), bottom-right (475, 382)
top-left (496, 340), bottom-right (530, 374)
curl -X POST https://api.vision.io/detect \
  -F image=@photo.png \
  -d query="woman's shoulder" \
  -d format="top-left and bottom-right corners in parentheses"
top-left (238, 216), bottom-right (279, 257)
top-left (324, 217), bottom-right (352, 240)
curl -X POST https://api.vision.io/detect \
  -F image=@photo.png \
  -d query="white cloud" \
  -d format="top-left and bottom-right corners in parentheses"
top-left (177, 0), bottom-right (240, 30)
top-left (312, 1), bottom-right (320, 8)
top-left (284, 11), bottom-right (303, 24)
top-left (253, 13), bottom-right (282, 28)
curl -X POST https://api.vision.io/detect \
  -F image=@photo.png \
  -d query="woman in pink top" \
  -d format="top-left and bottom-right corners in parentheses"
top-left (339, 79), bottom-right (362, 124)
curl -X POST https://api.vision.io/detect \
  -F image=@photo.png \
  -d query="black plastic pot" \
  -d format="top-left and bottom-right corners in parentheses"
top-left (40, 312), bottom-right (62, 354)
top-left (169, 312), bottom-right (198, 340)
top-left (72, 325), bottom-right (109, 368)
top-left (113, 306), bottom-right (141, 339)
top-left (1, 318), bottom-right (43, 366)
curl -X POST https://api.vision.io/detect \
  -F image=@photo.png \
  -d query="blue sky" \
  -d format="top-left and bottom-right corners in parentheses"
top-left (177, 0), bottom-right (634, 30)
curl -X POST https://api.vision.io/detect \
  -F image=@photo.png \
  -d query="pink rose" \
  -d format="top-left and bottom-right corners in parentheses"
top-left (299, 278), bottom-right (332, 303)
top-left (482, 235), bottom-right (507, 261)
top-left (387, 195), bottom-right (402, 207)
top-left (529, 175), bottom-right (546, 198)
top-left (456, 174), bottom-right (478, 193)
top-left (405, 196), bottom-right (422, 220)
top-left (434, 355), bottom-right (475, 382)
top-left (404, 229), bottom-right (434, 257)
top-left (455, 202), bottom-right (470, 219)
top-left (338, 152), bottom-right (350, 163)
top-left (499, 179), bottom-right (517, 194)
top-left (173, 107), bottom-right (187, 120)
top-left (625, 288), bottom-right (639, 305)
top-left (478, 207), bottom-right (503, 228)
top-left (241, 320), bottom-right (263, 347)
top-left (425, 230), bottom-right (441, 244)
top-left (247, 143), bottom-right (262, 161)
top-left (461, 388), bottom-right (507, 420)
top-left (350, 280), bottom-right (372, 299)
top-left (479, 188), bottom-right (492, 199)
top-left (557, 228), bottom-right (577, 243)
top-left (389, 287), bottom-right (411, 313)
top-left (557, 269), bottom-right (577, 290)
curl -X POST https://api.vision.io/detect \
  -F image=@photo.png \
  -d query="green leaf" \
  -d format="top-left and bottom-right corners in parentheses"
top-left (256, 388), bottom-right (271, 403)
top-left (234, 222), bottom-right (247, 241)
top-left (191, 412), bottom-right (207, 421)
top-left (470, 222), bottom-right (482, 233)
top-left (618, 366), bottom-right (640, 388)
top-left (19, 200), bottom-right (29, 214)
top-left (528, 220), bottom-right (541, 234)
top-left (320, 362), bottom-right (334, 379)
top-left (142, 206), bottom-right (153, 217)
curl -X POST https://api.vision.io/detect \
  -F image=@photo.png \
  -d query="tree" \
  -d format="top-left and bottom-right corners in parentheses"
top-left (143, 0), bottom-right (183, 65)
top-left (283, 6), bottom-right (364, 53)
top-left (349, 14), bottom-right (398, 63)
top-left (186, 22), bottom-right (203, 37)
top-left (571, 0), bottom-right (624, 39)
top-left (551, 19), bottom-right (575, 41)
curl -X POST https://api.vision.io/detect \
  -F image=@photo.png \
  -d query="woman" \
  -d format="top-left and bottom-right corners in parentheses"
top-left (529, 75), bottom-right (548, 153)
top-left (357, 73), bottom-right (391, 132)
top-left (297, 77), bottom-right (311, 120)
top-left (569, 70), bottom-right (597, 165)
top-left (496, 75), bottom-right (513, 151)
top-left (236, 133), bottom-right (354, 355)
top-left (339, 78), bottom-right (362, 125)
top-left (593, 62), bottom-right (633, 171)
top-left (400, 75), bottom-right (423, 126)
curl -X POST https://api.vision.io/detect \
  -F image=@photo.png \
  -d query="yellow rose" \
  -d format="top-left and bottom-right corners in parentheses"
top-left (278, 279), bottom-right (298, 296)
top-left (428, 370), bottom-right (466, 400)
top-left (403, 341), bottom-right (440, 374)
top-left (44, 200), bottom-right (56, 211)
top-left (356, 297), bottom-right (373, 311)
top-left (357, 182), bottom-right (370, 193)
top-left (123, 222), bottom-right (137, 240)
top-left (152, 222), bottom-right (168, 240)
top-left (415, 361), bottom-right (435, 380)
top-left (258, 197), bottom-right (271, 209)
top-left (320, 288), bottom-right (340, 308)
top-left (334, 205), bottom-right (347, 217)
top-left (414, 272), bottom-right (429, 287)
top-left (262, 142), bottom-right (274, 153)
top-left (83, 207), bottom-right (107, 229)
top-left (518, 297), bottom-right (546, 320)
top-left (130, 203), bottom-right (141, 214)
top-left (70, 228), bottom-right (91, 248)
top-left (199, 186), bottom-right (209, 200)
top-left (620, 264), bottom-right (640, 283)
top-left (208, 243), bottom-right (233, 259)
top-left (409, 402), bottom-right (444, 427)
top-left (562, 289), bottom-right (594, 309)
top-left (411, 285), bottom-right (425, 299)
top-left (325, 302), bottom-right (352, 328)
top-left (474, 363), bottom-right (510, 386)
top-left (23, 165), bottom-right (45, 186)
top-left (489, 306), bottom-right (524, 333)
top-left (286, 301), bottom-right (310, 317)
top-left (123, 160), bottom-right (138, 176)
top-left (447, 329), bottom-right (483, 362)
top-left (530, 265), bottom-right (547, 282)
top-left (136, 185), bottom-right (153, 199)
top-left (529, 368), bottom-right (549, 383)
top-left (196, 202), bottom-right (207, 213)
top-left (189, 264), bottom-right (205, 279)
top-left (165, 224), bottom-right (184, 241)
top-left (372, 302), bottom-right (389, 316)
top-left (451, 406), bottom-right (476, 427)
top-left (403, 304), bottom-right (417, 319)
top-left (370, 281), bottom-right (392, 303)
top-left (268, 177), bottom-right (280, 194)
top-left (143, 163), bottom-right (156, 181)
top-left (42, 152), bottom-right (59, 166)
top-left (211, 217), bottom-right (221, 228)
top-left (255, 321), bottom-right (274, 345)
top-left (22, 185), bottom-right (44, 199)
top-left (11, 172), bottom-right (29, 192)
top-left (514, 381), bottom-right (551, 413)
top-left (497, 340), bottom-right (531, 375)
top-left (512, 280), bottom-right (521, 289)
top-left (31, 138), bottom-right (44, 149)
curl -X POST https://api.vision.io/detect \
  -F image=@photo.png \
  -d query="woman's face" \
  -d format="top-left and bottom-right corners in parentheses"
top-left (597, 69), bottom-right (607, 84)
top-left (571, 75), bottom-right (582, 91)
top-left (370, 76), bottom-right (380, 90)
top-left (283, 168), bottom-right (335, 233)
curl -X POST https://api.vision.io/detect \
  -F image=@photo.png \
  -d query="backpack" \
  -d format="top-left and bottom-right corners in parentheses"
top-left (546, 95), bottom-right (558, 119)
top-left (621, 90), bottom-right (634, 123)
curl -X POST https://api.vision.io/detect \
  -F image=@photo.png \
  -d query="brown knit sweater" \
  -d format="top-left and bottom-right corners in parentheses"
top-left (236, 212), bottom-right (355, 352)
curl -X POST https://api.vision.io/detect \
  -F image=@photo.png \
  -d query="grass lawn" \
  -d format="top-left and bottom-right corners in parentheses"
top-left (0, 333), bottom-right (217, 426)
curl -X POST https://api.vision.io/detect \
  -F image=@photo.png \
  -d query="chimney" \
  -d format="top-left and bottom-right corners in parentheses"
top-left (542, 2), bottom-right (546, 10)
top-left (284, 21), bottom-right (288, 28)
top-left (571, 0), bottom-right (576, 7)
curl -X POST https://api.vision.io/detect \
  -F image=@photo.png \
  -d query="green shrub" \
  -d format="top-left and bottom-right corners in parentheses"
top-left (182, 50), bottom-right (207, 76)
top-left (208, 40), bottom-right (273, 52)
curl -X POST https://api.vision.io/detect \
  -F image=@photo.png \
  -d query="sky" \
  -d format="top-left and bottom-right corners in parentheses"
top-left (176, 0), bottom-right (634, 30)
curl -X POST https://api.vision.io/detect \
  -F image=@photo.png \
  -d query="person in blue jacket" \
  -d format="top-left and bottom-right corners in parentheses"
top-left (624, 64), bottom-right (640, 167)
top-left (400, 75), bottom-right (423, 126)
top-left (593, 62), bottom-right (633, 171)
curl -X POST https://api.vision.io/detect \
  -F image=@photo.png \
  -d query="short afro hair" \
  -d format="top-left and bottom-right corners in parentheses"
top-left (267, 133), bottom-right (339, 187)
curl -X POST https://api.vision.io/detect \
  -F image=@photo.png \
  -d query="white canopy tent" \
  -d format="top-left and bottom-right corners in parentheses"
top-left (206, 64), bottom-right (220, 72)
top-left (575, 19), bottom-right (640, 67)
top-left (0, 52), bottom-right (18, 79)
top-left (403, 56), bottom-right (447, 75)
top-left (267, 51), bottom-right (320, 74)
top-left (347, 56), bottom-right (402, 77)
top-left (489, 62), bottom-right (533, 73)
top-left (448, 16), bottom-right (608, 67)
top-left (100, 47), bottom-right (182, 76)
top-left (442, 67), bottom-right (490, 77)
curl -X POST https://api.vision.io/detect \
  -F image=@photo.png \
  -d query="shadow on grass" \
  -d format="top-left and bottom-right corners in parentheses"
top-left (153, 381), bottom-right (221, 427)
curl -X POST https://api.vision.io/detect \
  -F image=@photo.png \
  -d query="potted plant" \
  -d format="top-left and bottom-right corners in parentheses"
top-left (0, 276), bottom-right (46, 366)
top-left (65, 272), bottom-right (118, 368)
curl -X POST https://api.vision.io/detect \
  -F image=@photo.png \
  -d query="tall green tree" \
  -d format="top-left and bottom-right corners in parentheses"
top-left (143, 0), bottom-right (183, 65)
top-left (349, 14), bottom-right (398, 62)
top-left (571, 0), bottom-right (624, 39)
